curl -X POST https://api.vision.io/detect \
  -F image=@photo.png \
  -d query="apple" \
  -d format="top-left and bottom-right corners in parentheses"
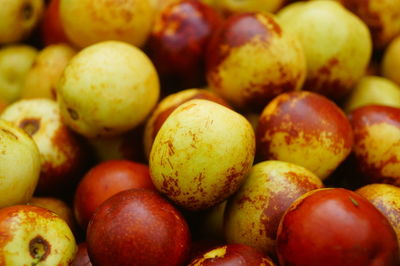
top-left (356, 184), bottom-right (400, 251)
top-left (21, 43), bottom-right (77, 100)
top-left (57, 41), bottom-right (160, 138)
top-left (0, 205), bottom-right (77, 264)
top-left (201, 0), bottom-right (284, 16)
top-left (224, 160), bottom-right (323, 256)
top-left (147, 0), bottom-right (221, 90)
top-left (0, 45), bottom-right (38, 103)
top-left (188, 244), bottom-right (276, 265)
top-left (149, 0), bottom-right (179, 15)
top-left (337, 0), bottom-right (400, 49)
top-left (150, 99), bottom-right (255, 210)
top-left (256, 91), bottom-right (353, 180)
top-left (277, 0), bottom-right (372, 100)
top-left (0, 98), bottom-right (7, 113)
top-left (86, 188), bottom-right (190, 266)
top-left (0, 0), bottom-right (44, 44)
top-left (382, 35), bottom-right (400, 87)
top-left (59, 0), bottom-right (155, 48)
top-left (0, 119), bottom-right (40, 207)
top-left (144, 88), bottom-right (230, 158)
top-left (28, 196), bottom-right (78, 236)
top-left (206, 12), bottom-right (306, 111)
top-left (41, 0), bottom-right (70, 46)
top-left (1, 98), bottom-right (93, 197)
top-left (276, 188), bottom-right (400, 265)
top-left (349, 105), bottom-right (400, 186)
top-left (74, 160), bottom-right (154, 229)
top-left (73, 242), bottom-right (92, 266)
top-left (343, 75), bottom-right (400, 113)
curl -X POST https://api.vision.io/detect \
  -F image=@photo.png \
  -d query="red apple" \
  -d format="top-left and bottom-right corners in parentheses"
top-left (349, 105), bottom-right (400, 186)
top-left (276, 188), bottom-right (400, 265)
top-left (147, 0), bottom-right (221, 90)
top-left (86, 188), bottom-right (190, 266)
top-left (73, 242), bottom-right (92, 266)
top-left (41, 0), bottom-right (70, 45)
top-left (74, 160), bottom-right (155, 229)
top-left (188, 244), bottom-right (276, 265)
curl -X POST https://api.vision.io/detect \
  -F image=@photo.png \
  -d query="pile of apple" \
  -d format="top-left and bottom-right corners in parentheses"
top-left (0, 0), bottom-right (400, 265)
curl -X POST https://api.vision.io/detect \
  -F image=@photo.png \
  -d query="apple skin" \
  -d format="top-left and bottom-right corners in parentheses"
top-left (147, 0), bottom-right (221, 90)
top-left (349, 105), bottom-right (400, 186)
top-left (59, 0), bottom-right (155, 48)
top-left (74, 160), bottom-right (155, 229)
top-left (86, 188), bottom-right (190, 266)
top-left (0, 205), bottom-right (77, 265)
top-left (356, 184), bottom-right (400, 252)
top-left (337, 0), bottom-right (400, 49)
top-left (73, 242), bottom-right (92, 266)
top-left (256, 91), bottom-right (353, 180)
top-left (150, 99), bottom-right (255, 211)
top-left (224, 160), bottom-right (323, 256)
top-left (188, 244), bottom-right (276, 266)
top-left (41, 0), bottom-right (70, 46)
top-left (201, 0), bottom-right (284, 16)
top-left (206, 12), bottom-right (306, 111)
top-left (382, 35), bottom-right (400, 87)
top-left (276, 188), bottom-right (400, 266)
top-left (0, 119), bottom-right (41, 207)
top-left (0, 0), bottom-right (44, 44)
top-left (144, 88), bottom-right (230, 158)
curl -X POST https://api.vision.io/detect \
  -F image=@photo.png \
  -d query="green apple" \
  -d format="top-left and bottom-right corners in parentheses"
top-left (277, 0), bottom-right (372, 100)
top-left (0, 205), bottom-right (76, 265)
top-left (21, 44), bottom-right (77, 100)
top-left (0, 119), bottom-right (40, 207)
top-left (0, 45), bottom-right (38, 103)
top-left (0, 0), bottom-right (44, 44)
top-left (57, 41), bottom-right (160, 138)
top-left (343, 76), bottom-right (400, 113)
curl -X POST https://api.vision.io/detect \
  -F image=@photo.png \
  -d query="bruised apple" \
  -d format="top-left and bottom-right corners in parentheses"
top-left (349, 105), bottom-right (400, 186)
top-left (60, 0), bottom-right (155, 48)
top-left (0, 205), bottom-right (77, 265)
top-left (206, 12), bottom-right (306, 111)
top-left (57, 41), bottom-right (159, 138)
top-left (224, 160), bottom-right (323, 256)
top-left (257, 91), bottom-right (353, 180)
top-left (74, 160), bottom-right (154, 229)
top-left (86, 189), bottom-right (190, 266)
top-left (276, 188), bottom-right (400, 266)
top-left (188, 244), bottom-right (276, 266)
top-left (150, 99), bottom-right (255, 210)
top-left (277, 1), bottom-right (372, 99)
top-left (144, 88), bottom-right (230, 158)
top-left (0, 119), bottom-right (40, 207)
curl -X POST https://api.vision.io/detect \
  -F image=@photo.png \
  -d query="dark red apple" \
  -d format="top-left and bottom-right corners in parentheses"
top-left (188, 244), bottom-right (276, 265)
top-left (349, 105), bottom-right (400, 186)
top-left (86, 188), bottom-right (190, 266)
top-left (147, 0), bottom-right (221, 90)
top-left (41, 0), bottom-right (70, 46)
top-left (73, 242), bottom-right (92, 266)
top-left (276, 188), bottom-right (400, 266)
top-left (74, 160), bottom-right (155, 229)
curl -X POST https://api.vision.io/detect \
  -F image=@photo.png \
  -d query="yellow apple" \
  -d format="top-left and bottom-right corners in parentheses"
top-left (201, 0), bottom-right (285, 15)
top-left (382, 35), bottom-right (400, 87)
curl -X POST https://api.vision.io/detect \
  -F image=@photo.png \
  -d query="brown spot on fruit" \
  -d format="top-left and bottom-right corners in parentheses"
top-left (19, 118), bottom-right (40, 136)
top-left (21, 2), bottom-right (33, 21)
top-left (0, 128), bottom-right (18, 140)
top-left (29, 235), bottom-right (50, 263)
top-left (67, 108), bottom-right (79, 120)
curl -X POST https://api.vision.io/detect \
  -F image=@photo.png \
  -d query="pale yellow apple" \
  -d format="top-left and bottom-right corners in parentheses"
top-left (0, 45), bottom-right (38, 103)
top-left (382, 36), bottom-right (400, 87)
top-left (0, 0), bottom-right (44, 43)
top-left (21, 44), bottom-right (77, 100)
top-left (57, 41), bottom-right (160, 138)
top-left (150, 99), bottom-right (255, 211)
top-left (344, 76), bottom-right (400, 113)
top-left (0, 205), bottom-right (76, 265)
top-left (0, 119), bottom-right (40, 207)
top-left (277, 1), bottom-right (372, 100)
top-left (60, 0), bottom-right (155, 48)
